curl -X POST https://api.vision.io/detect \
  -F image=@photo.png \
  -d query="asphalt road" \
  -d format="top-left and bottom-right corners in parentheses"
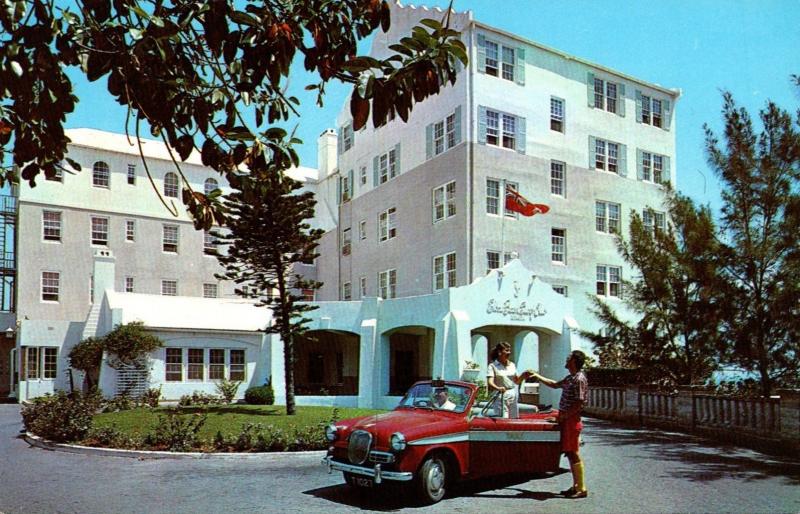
top-left (0, 404), bottom-right (798, 514)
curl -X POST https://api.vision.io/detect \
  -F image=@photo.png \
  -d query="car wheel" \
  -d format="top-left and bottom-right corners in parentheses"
top-left (416, 454), bottom-right (448, 504)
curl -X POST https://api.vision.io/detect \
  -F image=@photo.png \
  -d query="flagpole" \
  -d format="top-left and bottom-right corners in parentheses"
top-left (501, 178), bottom-right (506, 262)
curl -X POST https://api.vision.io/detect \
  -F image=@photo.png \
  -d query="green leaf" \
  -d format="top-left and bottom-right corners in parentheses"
top-left (9, 61), bottom-right (23, 77)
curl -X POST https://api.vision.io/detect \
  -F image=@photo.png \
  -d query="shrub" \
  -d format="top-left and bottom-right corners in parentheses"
top-left (178, 391), bottom-right (221, 407)
top-left (143, 412), bottom-right (207, 452)
top-left (244, 385), bottom-right (274, 405)
top-left (103, 321), bottom-right (164, 368)
top-left (21, 391), bottom-right (103, 443)
top-left (140, 387), bottom-right (161, 408)
top-left (214, 379), bottom-right (241, 404)
top-left (83, 424), bottom-right (141, 449)
top-left (103, 394), bottom-right (135, 413)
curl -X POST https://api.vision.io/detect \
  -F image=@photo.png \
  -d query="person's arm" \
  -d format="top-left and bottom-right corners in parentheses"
top-left (529, 371), bottom-right (561, 389)
top-left (487, 376), bottom-right (506, 393)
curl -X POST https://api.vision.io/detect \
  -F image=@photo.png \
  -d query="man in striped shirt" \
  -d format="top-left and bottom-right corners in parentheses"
top-left (531, 350), bottom-right (589, 498)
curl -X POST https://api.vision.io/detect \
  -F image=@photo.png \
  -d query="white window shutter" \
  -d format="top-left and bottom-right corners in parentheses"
top-left (476, 34), bottom-right (487, 74)
top-left (516, 116), bottom-right (526, 154)
top-left (618, 143), bottom-right (627, 177)
top-left (478, 106), bottom-right (487, 145)
top-left (588, 136), bottom-right (596, 168)
top-left (426, 123), bottom-right (434, 159)
top-left (663, 155), bottom-right (671, 184)
top-left (373, 156), bottom-right (379, 187)
top-left (587, 71), bottom-right (596, 107)
top-left (663, 99), bottom-right (672, 131)
top-left (636, 148), bottom-right (644, 180)
top-left (617, 84), bottom-right (626, 117)
top-left (635, 90), bottom-right (643, 123)
top-left (453, 105), bottom-right (462, 145)
top-left (515, 47), bottom-right (525, 85)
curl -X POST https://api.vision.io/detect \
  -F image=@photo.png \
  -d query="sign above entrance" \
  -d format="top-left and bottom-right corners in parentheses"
top-left (486, 299), bottom-right (547, 322)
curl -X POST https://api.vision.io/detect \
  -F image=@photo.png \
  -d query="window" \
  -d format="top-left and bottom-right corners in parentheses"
top-left (486, 179), bottom-right (518, 217)
top-left (597, 265), bottom-right (622, 297)
top-left (359, 166), bottom-right (367, 186)
top-left (550, 97), bottom-right (565, 132)
top-left (166, 348), bottom-right (183, 381)
top-left (22, 347), bottom-right (58, 380)
top-left (595, 201), bottom-right (621, 234)
top-left (163, 172), bottom-right (179, 198)
top-left (551, 228), bottom-right (566, 263)
top-left (203, 230), bottom-right (216, 255)
top-left (162, 224), bottom-right (178, 253)
top-left (125, 276), bottom-right (134, 293)
top-left (643, 209), bottom-right (666, 235)
top-left (47, 166), bottom-right (63, 182)
top-left (341, 228), bottom-right (351, 255)
top-left (125, 219), bottom-right (135, 242)
top-left (485, 39), bottom-right (499, 76)
top-left (209, 349), bottom-right (225, 380)
top-left (488, 110), bottom-right (517, 150)
top-left (553, 285), bottom-right (568, 297)
top-left (161, 280), bottom-right (177, 296)
top-left (378, 207), bottom-right (397, 242)
top-left (378, 148), bottom-right (398, 184)
top-left (340, 171), bottom-right (352, 203)
top-left (90, 216), bottom-right (109, 246)
top-left (204, 178), bottom-right (218, 196)
top-left (42, 211), bottom-right (61, 242)
top-left (93, 161), bottom-right (110, 188)
top-left (486, 251), bottom-right (515, 274)
top-left (188, 348), bottom-right (204, 381)
top-left (639, 150), bottom-right (668, 184)
top-left (203, 283), bottom-right (218, 298)
top-left (592, 77), bottom-right (622, 114)
top-left (550, 161), bottom-right (565, 197)
top-left (360, 276), bottom-right (367, 297)
top-left (427, 108), bottom-right (462, 159)
top-left (640, 94), bottom-right (665, 128)
top-left (433, 252), bottom-right (456, 290)
top-left (301, 288), bottom-right (315, 301)
top-left (359, 220), bottom-right (367, 240)
top-left (594, 138), bottom-right (620, 174)
top-left (127, 164), bottom-right (136, 185)
top-left (342, 282), bottom-right (352, 300)
top-left (230, 349), bottom-right (245, 381)
top-left (340, 123), bottom-right (353, 153)
top-left (478, 36), bottom-right (523, 84)
top-left (379, 269), bottom-right (397, 299)
top-left (433, 181), bottom-right (456, 223)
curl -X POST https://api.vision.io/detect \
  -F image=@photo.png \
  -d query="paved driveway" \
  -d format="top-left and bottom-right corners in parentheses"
top-left (0, 404), bottom-right (798, 513)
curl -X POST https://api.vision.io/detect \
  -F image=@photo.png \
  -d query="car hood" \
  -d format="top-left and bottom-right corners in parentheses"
top-left (342, 409), bottom-right (467, 448)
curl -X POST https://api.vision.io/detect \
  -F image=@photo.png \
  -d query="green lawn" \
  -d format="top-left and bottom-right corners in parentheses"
top-left (93, 404), bottom-right (384, 441)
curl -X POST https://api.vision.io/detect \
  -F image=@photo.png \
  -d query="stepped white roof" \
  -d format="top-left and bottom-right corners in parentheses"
top-left (105, 290), bottom-right (272, 332)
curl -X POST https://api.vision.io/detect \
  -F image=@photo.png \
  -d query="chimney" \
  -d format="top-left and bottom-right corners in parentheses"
top-left (92, 249), bottom-right (116, 304)
top-left (318, 128), bottom-right (338, 178)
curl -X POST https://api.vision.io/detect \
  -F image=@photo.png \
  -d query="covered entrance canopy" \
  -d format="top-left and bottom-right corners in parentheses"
top-left (286, 260), bottom-right (580, 409)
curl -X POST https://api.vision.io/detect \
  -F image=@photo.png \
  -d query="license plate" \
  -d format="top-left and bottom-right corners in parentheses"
top-left (353, 476), bottom-right (374, 488)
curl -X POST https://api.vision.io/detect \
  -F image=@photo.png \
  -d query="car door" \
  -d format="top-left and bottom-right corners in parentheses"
top-left (468, 416), bottom-right (561, 477)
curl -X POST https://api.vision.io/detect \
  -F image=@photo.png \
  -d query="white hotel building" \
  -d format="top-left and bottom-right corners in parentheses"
top-left (3, 2), bottom-right (679, 407)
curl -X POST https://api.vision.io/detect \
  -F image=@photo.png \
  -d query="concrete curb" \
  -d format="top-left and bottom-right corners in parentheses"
top-left (24, 433), bottom-right (327, 460)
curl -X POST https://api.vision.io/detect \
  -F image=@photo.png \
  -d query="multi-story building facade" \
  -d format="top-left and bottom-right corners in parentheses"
top-left (9, 128), bottom-right (315, 400)
top-left (314, 3), bottom-right (680, 345)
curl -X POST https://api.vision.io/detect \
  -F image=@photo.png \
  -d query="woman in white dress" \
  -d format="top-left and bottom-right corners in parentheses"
top-left (487, 341), bottom-right (531, 418)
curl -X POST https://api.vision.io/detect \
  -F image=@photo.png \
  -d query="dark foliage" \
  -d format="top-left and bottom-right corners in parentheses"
top-left (244, 384), bottom-right (275, 405)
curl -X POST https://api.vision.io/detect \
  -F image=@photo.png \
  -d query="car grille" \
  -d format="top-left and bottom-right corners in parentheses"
top-left (347, 430), bottom-right (372, 465)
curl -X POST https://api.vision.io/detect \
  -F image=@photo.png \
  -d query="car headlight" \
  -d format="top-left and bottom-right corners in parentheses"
top-left (390, 432), bottom-right (407, 452)
top-left (325, 424), bottom-right (338, 442)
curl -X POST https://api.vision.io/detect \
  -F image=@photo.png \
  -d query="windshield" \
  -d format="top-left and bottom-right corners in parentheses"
top-left (396, 382), bottom-right (472, 413)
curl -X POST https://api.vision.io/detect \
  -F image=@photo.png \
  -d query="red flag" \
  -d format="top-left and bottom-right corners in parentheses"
top-left (505, 185), bottom-right (549, 217)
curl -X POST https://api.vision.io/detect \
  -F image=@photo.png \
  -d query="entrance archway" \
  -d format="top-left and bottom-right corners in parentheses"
top-left (386, 326), bottom-right (434, 395)
top-left (295, 330), bottom-right (360, 396)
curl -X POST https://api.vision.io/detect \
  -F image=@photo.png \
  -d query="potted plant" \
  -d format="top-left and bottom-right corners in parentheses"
top-left (461, 360), bottom-right (481, 382)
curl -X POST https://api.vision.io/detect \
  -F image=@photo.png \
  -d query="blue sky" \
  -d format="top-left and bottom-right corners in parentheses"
top-left (64, 0), bottom-right (800, 212)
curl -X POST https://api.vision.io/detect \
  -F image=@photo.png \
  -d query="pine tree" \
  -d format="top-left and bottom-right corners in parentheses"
top-left (214, 148), bottom-right (322, 415)
top-left (705, 92), bottom-right (800, 395)
top-left (583, 190), bottom-right (726, 387)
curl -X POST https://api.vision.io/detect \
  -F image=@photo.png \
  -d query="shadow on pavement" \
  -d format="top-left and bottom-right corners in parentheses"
top-left (586, 418), bottom-right (800, 486)
top-left (304, 470), bottom-right (569, 510)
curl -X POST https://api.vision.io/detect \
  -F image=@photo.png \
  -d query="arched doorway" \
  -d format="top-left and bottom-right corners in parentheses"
top-left (295, 330), bottom-right (360, 396)
top-left (386, 326), bottom-right (434, 395)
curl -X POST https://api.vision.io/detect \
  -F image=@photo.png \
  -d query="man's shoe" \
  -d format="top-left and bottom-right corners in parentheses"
top-left (566, 489), bottom-right (588, 499)
top-left (560, 486), bottom-right (577, 496)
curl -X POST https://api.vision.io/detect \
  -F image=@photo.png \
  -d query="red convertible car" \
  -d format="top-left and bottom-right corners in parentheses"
top-left (322, 379), bottom-right (561, 504)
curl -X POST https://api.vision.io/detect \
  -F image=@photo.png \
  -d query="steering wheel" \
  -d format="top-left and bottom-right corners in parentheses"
top-left (413, 399), bottom-right (431, 408)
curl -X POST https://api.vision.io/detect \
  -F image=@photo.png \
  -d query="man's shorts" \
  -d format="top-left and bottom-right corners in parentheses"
top-left (560, 416), bottom-right (583, 453)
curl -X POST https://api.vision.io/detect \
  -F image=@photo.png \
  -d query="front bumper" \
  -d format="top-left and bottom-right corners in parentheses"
top-left (323, 455), bottom-right (414, 483)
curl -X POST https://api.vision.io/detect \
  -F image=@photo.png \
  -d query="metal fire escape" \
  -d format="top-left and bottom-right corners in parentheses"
top-left (0, 190), bottom-right (17, 313)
